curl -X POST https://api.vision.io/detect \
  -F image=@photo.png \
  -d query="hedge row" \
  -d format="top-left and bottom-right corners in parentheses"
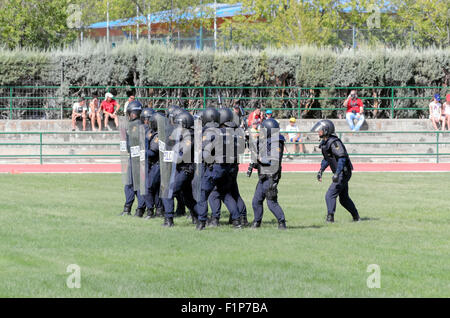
top-left (1, 41), bottom-right (449, 119)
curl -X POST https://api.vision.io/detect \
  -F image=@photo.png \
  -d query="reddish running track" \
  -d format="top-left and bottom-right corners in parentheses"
top-left (1, 163), bottom-right (450, 174)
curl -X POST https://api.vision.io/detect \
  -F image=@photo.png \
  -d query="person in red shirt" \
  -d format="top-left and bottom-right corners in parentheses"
top-left (247, 105), bottom-right (263, 127)
top-left (101, 92), bottom-right (121, 129)
top-left (343, 90), bottom-right (365, 131)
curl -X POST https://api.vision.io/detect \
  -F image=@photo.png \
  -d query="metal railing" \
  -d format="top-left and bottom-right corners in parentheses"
top-left (0, 85), bottom-right (448, 120)
top-left (1, 130), bottom-right (450, 164)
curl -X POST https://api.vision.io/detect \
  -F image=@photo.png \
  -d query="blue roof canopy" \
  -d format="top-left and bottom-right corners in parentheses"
top-left (88, 3), bottom-right (244, 29)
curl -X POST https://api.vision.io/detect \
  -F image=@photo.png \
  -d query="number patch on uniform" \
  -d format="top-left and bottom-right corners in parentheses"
top-left (120, 141), bottom-right (127, 152)
top-left (130, 146), bottom-right (140, 158)
top-left (163, 151), bottom-right (174, 162)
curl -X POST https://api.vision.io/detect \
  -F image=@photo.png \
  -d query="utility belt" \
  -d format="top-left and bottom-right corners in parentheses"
top-left (334, 165), bottom-right (351, 176)
top-left (258, 173), bottom-right (278, 182)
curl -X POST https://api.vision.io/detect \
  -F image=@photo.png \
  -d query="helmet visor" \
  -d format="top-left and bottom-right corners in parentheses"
top-left (310, 121), bottom-right (326, 133)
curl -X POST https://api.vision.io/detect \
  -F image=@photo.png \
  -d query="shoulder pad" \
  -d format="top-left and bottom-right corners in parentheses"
top-left (330, 139), bottom-right (347, 157)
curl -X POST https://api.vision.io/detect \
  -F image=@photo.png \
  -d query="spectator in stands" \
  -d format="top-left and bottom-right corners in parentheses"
top-left (71, 97), bottom-right (87, 131)
top-left (123, 95), bottom-right (135, 115)
top-left (89, 96), bottom-right (102, 131)
top-left (285, 117), bottom-right (305, 155)
top-left (101, 92), bottom-right (121, 130)
top-left (442, 94), bottom-right (450, 131)
top-left (265, 109), bottom-right (273, 119)
top-left (344, 90), bottom-right (365, 131)
top-left (429, 93), bottom-right (443, 130)
top-left (247, 105), bottom-right (262, 127)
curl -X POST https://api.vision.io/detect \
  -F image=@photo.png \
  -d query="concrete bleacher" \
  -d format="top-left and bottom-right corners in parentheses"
top-left (1, 119), bottom-right (449, 164)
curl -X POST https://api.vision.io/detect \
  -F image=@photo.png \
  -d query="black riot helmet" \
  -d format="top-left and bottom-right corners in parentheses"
top-left (149, 112), bottom-right (163, 131)
top-left (260, 118), bottom-right (280, 136)
top-left (174, 110), bottom-right (194, 129)
top-left (140, 107), bottom-right (155, 123)
top-left (201, 107), bottom-right (220, 125)
top-left (218, 108), bottom-right (233, 126)
top-left (126, 100), bottom-right (143, 120)
top-left (166, 105), bottom-right (180, 117)
top-left (310, 119), bottom-right (335, 138)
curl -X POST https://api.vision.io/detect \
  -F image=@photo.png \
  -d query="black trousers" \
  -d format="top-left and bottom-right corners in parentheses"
top-left (325, 171), bottom-right (358, 217)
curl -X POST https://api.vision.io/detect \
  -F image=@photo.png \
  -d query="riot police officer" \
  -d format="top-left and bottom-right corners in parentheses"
top-left (208, 107), bottom-right (248, 227)
top-left (247, 118), bottom-right (287, 230)
top-left (119, 100), bottom-right (147, 216)
top-left (161, 110), bottom-right (197, 227)
top-left (140, 108), bottom-right (164, 219)
top-left (194, 107), bottom-right (242, 230)
top-left (166, 105), bottom-right (187, 217)
top-left (311, 119), bottom-right (360, 223)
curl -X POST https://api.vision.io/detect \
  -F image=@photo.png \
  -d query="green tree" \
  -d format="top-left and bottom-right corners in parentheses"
top-left (0, 0), bottom-right (77, 49)
top-left (389, 0), bottom-right (450, 46)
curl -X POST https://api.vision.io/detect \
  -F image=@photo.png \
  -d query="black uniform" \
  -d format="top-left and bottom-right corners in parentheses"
top-left (319, 135), bottom-right (360, 221)
top-left (250, 133), bottom-right (287, 229)
top-left (142, 125), bottom-right (162, 218)
top-left (162, 128), bottom-right (197, 221)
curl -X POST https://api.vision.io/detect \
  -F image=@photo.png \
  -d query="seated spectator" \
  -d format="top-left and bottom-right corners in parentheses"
top-left (429, 93), bottom-right (443, 130)
top-left (71, 97), bottom-right (87, 131)
top-left (247, 105), bottom-right (262, 127)
top-left (89, 96), bottom-right (102, 131)
top-left (265, 109), bottom-right (273, 119)
top-left (285, 117), bottom-right (305, 155)
top-left (344, 90), bottom-right (365, 131)
top-left (124, 95), bottom-right (135, 115)
top-left (101, 93), bottom-right (121, 130)
top-left (442, 94), bottom-right (450, 131)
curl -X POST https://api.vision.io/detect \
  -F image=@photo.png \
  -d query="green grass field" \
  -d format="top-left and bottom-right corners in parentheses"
top-left (1, 172), bottom-right (449, 297)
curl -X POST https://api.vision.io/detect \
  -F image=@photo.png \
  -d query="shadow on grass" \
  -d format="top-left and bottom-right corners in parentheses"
top-left (360, 217), bottom-right (380, 222)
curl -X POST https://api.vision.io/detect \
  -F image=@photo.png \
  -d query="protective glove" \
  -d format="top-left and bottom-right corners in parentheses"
top-left (317, 170), bottom-right (323, 182)
top-left (332, 173), bottom-right (339, 183)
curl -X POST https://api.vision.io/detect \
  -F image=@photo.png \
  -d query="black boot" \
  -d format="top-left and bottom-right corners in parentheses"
top-left (228, 215), bottom-right (233, 225)
top-left (209, 217), bottom-right (220, 227)
top-left (134, 207), bottom-right (145, 217)
top-left (278, 219), bottom-right (287, 230)
top-left (232, 219), bottom-right (242, 229)
top-left (119, 205), bottom-right (132, 216)
top-left (251, 220), bottom-right (261, 228)
top-left (155, 207), bottom-right (163, 218)
top-left (191, 214), bottom-right (198, 225)
top-left (162, 217), bottom-right (174, 227)
top-left (352, 212), bottom-right (360, 222)
top-left (326, 214), bottom-right (335, 223)
top-left (240, 215), bottom-right (249, 227)
top-left (144, 208), bottom-right (155, 219)
top-left (196, 220), bottom-right (206, 231)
